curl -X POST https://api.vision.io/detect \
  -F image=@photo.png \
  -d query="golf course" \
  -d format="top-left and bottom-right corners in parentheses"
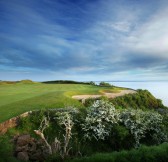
top-left (0, 81), bottom-right (127, 123)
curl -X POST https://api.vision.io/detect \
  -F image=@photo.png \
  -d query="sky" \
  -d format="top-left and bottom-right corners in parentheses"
top-left (0, 0), bottom-right (168, 81)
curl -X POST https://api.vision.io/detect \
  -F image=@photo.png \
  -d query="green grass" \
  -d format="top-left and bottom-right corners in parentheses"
top-left (68, 143), bottom-right (168, 162)
top-left (0, 83), bottom-right (125, 123)
top-left (0, 135), bottom-right (18, 162)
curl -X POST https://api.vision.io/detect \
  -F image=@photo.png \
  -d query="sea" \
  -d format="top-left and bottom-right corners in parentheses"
top-left (95, 81), bottom-right (168, 107)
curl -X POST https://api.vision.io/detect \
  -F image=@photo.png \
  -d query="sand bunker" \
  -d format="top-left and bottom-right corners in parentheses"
top-left (72, 89), bottom-right (136, 101)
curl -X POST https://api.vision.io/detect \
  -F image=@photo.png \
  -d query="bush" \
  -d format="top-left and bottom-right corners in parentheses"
top-left (111, 89), bottom-right (166, 110)
top-left (107, 125), bottom-right (134, 150)
top-left (99, 82), bottom-right (112, 87)
top-left (10, 100), bottom-right (168, 161)
top-left (89, 81), bottom-right (96, 85)
top-left (81, 100), bottom-right (120, 140)
top-left (84, 98), bottom-right (96, 107)
top-left (120, 109), bottom-right (167, 147)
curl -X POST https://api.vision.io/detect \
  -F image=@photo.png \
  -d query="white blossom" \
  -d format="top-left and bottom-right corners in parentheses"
top-left (81, 100), bottom-right (120, 140)
top-left (120, 109), bottom-right (166, 147)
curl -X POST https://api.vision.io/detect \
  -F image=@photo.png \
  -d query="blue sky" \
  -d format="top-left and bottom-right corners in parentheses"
top-left (0, 0), bottom-right (168, 81)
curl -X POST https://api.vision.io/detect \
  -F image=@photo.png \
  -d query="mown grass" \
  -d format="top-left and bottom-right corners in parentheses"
top-left (0, 83), bottom-right (124, 122)
top-left (68, 143), bottom-right (168, 162)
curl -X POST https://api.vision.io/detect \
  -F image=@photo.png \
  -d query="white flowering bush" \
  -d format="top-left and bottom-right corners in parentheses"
top-left (81, 100), bottom-right (120, 140)
top-left (120, 109), bottom-right (167, 148)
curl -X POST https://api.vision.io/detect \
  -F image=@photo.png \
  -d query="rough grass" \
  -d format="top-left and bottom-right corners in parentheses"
top-left (99, 88), bottom-right (122, 93)
top-left (0, 83), bottom-right (125, 122)
top-left (68, 143), bottom-right (168, 162)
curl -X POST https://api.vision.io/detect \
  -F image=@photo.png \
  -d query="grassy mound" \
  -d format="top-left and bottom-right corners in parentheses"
top-left (0, 81), bottom-right (17, 85)
top-left (18, 79), bottom-right (35, 84)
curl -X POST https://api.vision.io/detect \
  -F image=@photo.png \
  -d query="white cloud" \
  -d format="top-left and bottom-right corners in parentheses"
top-left (122, 7), bottom-right (168, 58)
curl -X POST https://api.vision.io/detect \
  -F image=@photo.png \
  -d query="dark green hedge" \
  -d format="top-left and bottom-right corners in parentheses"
top-left (42, 80), bottom-right (94, 85)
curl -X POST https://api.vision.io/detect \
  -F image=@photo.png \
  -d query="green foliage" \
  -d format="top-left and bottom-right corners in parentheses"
top-left (84, 98), bottom-right (96, 107)
top-left (0, 136), bottom-right (19, 162)
top-left (18, 110), bottom-right (46, 133)
top-left (99, 82), bottom-right (112, 87)
top-left (81, 100), bottom-right (120, 140)
top-left (2, 99), bottom-right (167, 162)
top-left (68, 143), bottom-right (168, 162)
top-left (111, 89), bottom-right (166, 110)
top-left (120, 109), bottom-right (167, 147)
top-left (162, 113), bottom-right (168, 140)
top-left (107, 125), bottom-right (134, 150)
top-left (89, 81), bottom-right (96, 86)
top-left (163, 114), bottom-right (168, 129)
top-left (43, 80), bottom-right (94, 85)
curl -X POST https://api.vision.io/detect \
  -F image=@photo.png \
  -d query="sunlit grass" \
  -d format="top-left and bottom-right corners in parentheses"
top-left (0, 83), bottom-right (125, 122)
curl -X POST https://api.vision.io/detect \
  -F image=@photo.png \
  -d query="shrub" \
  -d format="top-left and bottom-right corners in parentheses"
top-left (99, 82), bottom-right (112, 87)
top-left (107, 125), bottom-right (134, 150)
top-left (89, 81), bottom-right (96, 85)
top-left (81, 100), bottom-right (120, 140)
top-left (120, 109), bottom-right (167, 147)
top-left (111, 89), bottom-right (166, 110)
top-left (84, 98), bottom-right (96, 107)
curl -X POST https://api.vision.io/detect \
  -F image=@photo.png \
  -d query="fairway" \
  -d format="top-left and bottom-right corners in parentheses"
top-left (0, 83), bottom-right (124, 122)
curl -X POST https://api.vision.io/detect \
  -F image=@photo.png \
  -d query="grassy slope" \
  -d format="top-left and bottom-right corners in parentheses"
top-left (0, 83), bottom-right (123, 122)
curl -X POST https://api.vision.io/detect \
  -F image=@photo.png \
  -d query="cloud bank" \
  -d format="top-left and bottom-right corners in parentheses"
top-left (0, 0), bottom-right (168, 81)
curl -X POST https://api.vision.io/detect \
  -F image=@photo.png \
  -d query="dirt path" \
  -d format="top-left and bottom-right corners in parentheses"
top-left (72, 89), bottom-right (136, 101)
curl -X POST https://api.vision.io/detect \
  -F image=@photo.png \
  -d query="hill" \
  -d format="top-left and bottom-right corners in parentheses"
top-left (0, 79), bottom-right (36, 85)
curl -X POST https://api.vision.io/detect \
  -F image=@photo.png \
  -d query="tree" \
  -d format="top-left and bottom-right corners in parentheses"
top-left (99, 82), bottom-right (112, 87)
top-left (89, 81), bottom-right (96, 85)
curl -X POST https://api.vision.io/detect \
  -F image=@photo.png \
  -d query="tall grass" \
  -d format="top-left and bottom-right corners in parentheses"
top-left (69, 143), bottom-right (168, 162)
top-left (0, 135), bottom-right (18, 162)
